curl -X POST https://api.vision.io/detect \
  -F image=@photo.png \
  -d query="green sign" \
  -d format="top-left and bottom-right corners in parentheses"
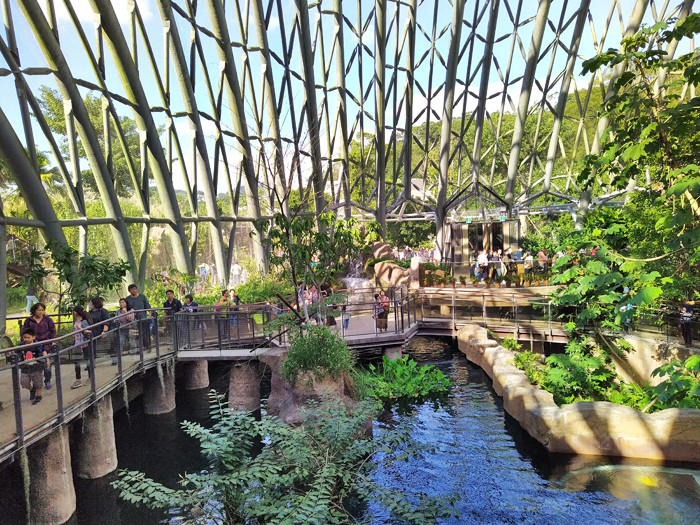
top-left (465, 218), bottom-right (472, 223)
top-left (499, 216), bottom-right (506, 221)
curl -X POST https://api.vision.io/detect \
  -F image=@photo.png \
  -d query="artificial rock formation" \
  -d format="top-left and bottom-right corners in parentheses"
top-left (259, 349), bottom-right (355, 426)
top-left (457, 324), bottom-right (700, 461)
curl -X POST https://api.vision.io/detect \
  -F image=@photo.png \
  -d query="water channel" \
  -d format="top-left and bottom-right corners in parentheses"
top-left (2, 336), bottom-right (699, 524)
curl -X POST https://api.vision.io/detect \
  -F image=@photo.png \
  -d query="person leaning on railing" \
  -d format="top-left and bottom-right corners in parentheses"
top-left (88, 297), bottom-right (113, 364)
top-left (114, 298), bottom-right (136, 355)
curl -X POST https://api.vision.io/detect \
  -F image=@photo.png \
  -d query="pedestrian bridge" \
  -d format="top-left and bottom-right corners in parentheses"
top-left (0, 286), bottom-right (574, 466)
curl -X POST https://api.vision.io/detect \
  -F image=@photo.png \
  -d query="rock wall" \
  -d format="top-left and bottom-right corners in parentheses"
top-left (457, 324), bottom-right (700, 462)
top-left (374, 260), bottom-right (410, 288)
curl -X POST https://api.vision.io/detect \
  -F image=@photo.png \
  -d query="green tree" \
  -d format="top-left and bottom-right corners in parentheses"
top-left (36, 86), bottom-right (141, 198)
top-left (29, 239), bottom-right (131, 312)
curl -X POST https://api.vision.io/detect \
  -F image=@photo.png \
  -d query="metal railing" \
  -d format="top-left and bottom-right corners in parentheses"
top-left (0, 308), bottom-right (174, 465)
top-left (2, 290), bottom-right (695, 466)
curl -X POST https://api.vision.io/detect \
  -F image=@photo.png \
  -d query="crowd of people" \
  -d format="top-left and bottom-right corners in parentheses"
top-left (14, 283), bottom-right (227, 405)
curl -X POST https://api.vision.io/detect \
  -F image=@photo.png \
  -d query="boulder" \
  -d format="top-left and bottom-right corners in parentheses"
top-left (371, 241), bottom-right (393, 259)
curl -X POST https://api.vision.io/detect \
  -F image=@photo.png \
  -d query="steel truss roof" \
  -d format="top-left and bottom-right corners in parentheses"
top-left (0, 0), bottom-right (696, 282)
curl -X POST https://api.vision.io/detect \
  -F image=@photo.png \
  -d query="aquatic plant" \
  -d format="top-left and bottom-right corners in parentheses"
top-left (357, 355), bottom-right (451, 400)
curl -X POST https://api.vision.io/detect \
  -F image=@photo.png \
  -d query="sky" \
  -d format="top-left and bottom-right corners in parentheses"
top-left (0, 0), bottom-right (694, 201)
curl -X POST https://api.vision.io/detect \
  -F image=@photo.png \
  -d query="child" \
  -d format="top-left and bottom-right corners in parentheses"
top-left (71, 305), bottom-right (93, 389)
top-left (17, 328), bottom-right (47, 405)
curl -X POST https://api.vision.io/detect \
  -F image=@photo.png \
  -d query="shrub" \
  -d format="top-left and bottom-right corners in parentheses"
top-left (650, 355), bottom-right (700, 410)
top-left (501, 337), bottom-right (522, 352)
top-left (281, 326), bottom-right (355, 386)
top-left (511, 350), bottom-right (546, 385)
top-left (358, 355), bottom-right (451, 400)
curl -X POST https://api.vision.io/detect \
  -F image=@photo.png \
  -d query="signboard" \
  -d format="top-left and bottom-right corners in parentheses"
top-left (465, 218), bottom-right (472, 223)
top-left (499, 216), bottom-right (506, 221)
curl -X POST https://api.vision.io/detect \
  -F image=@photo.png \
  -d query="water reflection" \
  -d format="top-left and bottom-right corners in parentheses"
top-left (2, 339), bottom-right (699, 524)
top-left (370, 336), bottom-right (700, 524)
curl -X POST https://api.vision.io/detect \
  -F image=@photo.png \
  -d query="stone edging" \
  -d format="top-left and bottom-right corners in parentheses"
top-left (457, 324), bottom-right (700, 462)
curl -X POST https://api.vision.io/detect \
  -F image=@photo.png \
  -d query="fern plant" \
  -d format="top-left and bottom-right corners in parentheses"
top-left (112, 393), bottom-right (456, 524)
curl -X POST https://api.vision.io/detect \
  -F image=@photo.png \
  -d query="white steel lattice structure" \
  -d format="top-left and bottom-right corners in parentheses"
top-left (0, 0), bottom-right (696, 284)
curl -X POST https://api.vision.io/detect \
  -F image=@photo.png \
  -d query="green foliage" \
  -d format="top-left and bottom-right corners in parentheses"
top-left (511, 350), bottom-right (546, 386)
top-left (651, 355), bottom-right (700, 410)
top-left (280, 326), bottom-right (355, 386)
top-left (357, 356), bottom-right (451, 400)
top-left (543, 337), bottom-right (618, 405)
top-left (235, 275), bottom-right (294, 304)
top-left (113, 394), bottom-right (455, 524)
top-left (386, 220), bottom-right (435, 249)
top-left (37, 86), bottom-right (142, 197)
top-left (30, 240), bottom-right (130, 311)
top-left (501, 337), bottom-right (522, 352)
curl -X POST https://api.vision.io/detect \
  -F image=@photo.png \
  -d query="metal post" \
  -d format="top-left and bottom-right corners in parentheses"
top-left (482, 294), bottom-right (487, 328)
top-left (153, 312), bottom-right (160, 359)
top-left (11, 356), bottom-right (24, 446)
top-left (88, 334), bottom-right (97, 398)
top-left (54, 345), bottom-right (64, 422)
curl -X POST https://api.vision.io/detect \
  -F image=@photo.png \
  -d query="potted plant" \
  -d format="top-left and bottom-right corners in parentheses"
top-left (504, 274), bottom-right (512, 288)
top-left (532, 273), bottom-right (541, 287)
top-left (522, 274), bottom-right (531, 287)
top-left (425, 274), bottom-right (434, 287)
top-left (459, 275), bottom-right (467, 288)
top-left (542, 272), bottom-right (551, 286)
top-left (449, 276), bottom-right (457, 288)
top-left (493, 276), bottom-right (501, 288)
top-left (483, 276), bottom-right (492, 289)
top-left (439, 276), bottom-right (446, 289)
top-left (471, 275), bottom-right (480, 288)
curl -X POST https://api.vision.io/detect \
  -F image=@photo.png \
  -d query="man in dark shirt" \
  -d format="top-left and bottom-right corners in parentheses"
top-left (163, 289), bottom-right (183, 336)
top-left (125, 284), bottom-right (152, 350)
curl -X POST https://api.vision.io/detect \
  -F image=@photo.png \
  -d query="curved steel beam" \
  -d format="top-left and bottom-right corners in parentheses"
top-left (16, 0), bottom-right (137, 282)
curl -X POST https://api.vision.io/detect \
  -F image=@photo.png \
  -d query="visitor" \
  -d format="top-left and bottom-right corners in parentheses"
top-left (182, 294), bottom-right (204, 346)
top-left (514, 246), bottom-right (523, 262)
top-left (230, 289), bottom-right (241, 338)
top-left (231, 261), bottom-right (242, 286)
top-left (125, 284), bottom-right (152, 351)
top-left (25, 276), bottom-right (39, 314)
top-left (22, 302), bottom-right (56, 390)
top-left (524, 252), bottom-right (534, 276)
top-left (71, 305), bottom-right (93, 389)
top-left (17, 328), bottom-right (47, 405)
top-left (88, 297), bottom-right (113, 364)
top-left (341, 304), bottom-right (351, 331)
top-left (373, 294), bottom-right (384, 332)
top-left (114, 298), bottom-right (135, 356)
top-left (306, 285), bottom-right (320, 325)
top-left (680, 302), bottom-right (694, 347)
top-left (215, 290), bottom-right (231, 340)
top-left (163, 289), bottom-right (183, 336)
top-left (491, 250), bottom-right (502, 279)
top-left (537, 248), bottom-right (548, 272)
top-left (476, 250), bottom-right (489, 280)
top-left (379, 290), bottom-right (390, 332)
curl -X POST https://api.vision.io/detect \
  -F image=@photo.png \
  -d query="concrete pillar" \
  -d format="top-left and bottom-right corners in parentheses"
top-left (72, 395), bottom-right (118, 479)
top-left (383, 346), bottom-right (403, 360)
top-left (26, 426), bottom-right (76, 525)
top-left (228, 361), bottom-right (260, 412)
top-left (184, 360), bottom-right (209, 390)
top-left (143, 365), bottom-right (176, 415)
